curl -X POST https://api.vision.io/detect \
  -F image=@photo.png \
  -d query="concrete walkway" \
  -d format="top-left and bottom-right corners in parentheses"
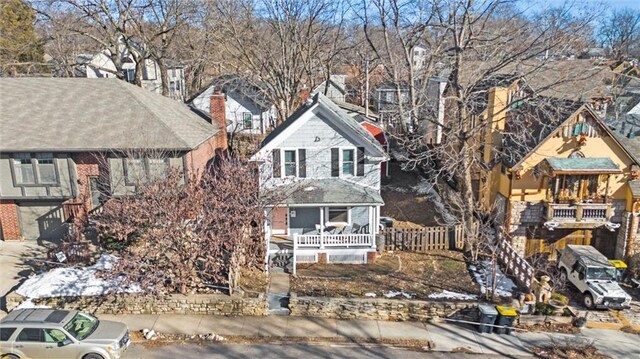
top-left (94, 314), bottom-right (640, 357)
top-left (0, 241), bottom-right (48, 313)
top-left (267, 272), bottom-right (290, 315)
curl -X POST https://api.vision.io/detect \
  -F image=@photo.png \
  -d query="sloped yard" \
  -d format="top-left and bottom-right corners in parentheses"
top-left (291, 251), bottom-right (480, 300)
top-left (381, 161), bottom-right (451, 227)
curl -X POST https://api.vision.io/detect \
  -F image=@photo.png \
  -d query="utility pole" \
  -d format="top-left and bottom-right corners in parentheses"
top-left (364, 59), bottom-right (370, 118)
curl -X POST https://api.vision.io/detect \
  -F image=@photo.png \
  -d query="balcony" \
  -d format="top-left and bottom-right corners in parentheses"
top-left (544, 202), bottom-right (613, 227)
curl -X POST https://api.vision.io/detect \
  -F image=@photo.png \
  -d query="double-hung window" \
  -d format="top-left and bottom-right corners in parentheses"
top-left (36, 153), bottom-right (57, 184)
top-left (341, 149), bottom-right (355, 176)
top-left (147, 158), bottom-right (168, 180)
top-left (12, 153), bottom-right (58, 185)
top-left (125, 158), bottom-right (146, 184)
top-left (283, 150), bottom-right (297, 177)
top-left (243, 113), bottom-right (253, 129)
top-left (13, 153), bottom-right (35, 184)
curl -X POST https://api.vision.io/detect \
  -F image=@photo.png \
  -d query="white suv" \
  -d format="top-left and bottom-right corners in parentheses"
top-left (0, 308), bottom-right (130, 359)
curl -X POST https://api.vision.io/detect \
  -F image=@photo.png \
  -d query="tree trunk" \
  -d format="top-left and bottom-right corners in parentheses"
top-left (156, 57), bottom-right (169, 97)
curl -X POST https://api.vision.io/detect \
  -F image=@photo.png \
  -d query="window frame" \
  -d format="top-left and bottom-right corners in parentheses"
top-left (123, 157), bottom-right (170, 186)
top-left (10, 153), bottom-right (60, 186)
top-left (281, 148), bottom-right (299, 177)
top-left (16, 328), bottom-right (44, 342)
top-left (339, 147), bottom-right (357, 177)
top-left (242, 112), bottom-right (253, 129)
top-left (325, 207), bottom-right (351, 225)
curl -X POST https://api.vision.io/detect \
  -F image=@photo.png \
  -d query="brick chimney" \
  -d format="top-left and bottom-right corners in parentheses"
top-left (210, 89), bottom-right (228, 150)
top-left (298, 87), bottom-right (310, 103)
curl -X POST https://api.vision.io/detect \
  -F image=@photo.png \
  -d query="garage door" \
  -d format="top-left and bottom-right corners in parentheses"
top-left (18, 202), bottom-right (67, 240)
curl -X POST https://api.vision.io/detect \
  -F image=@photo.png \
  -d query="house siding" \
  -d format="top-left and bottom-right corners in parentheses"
top-left (261, 113), bottom-right (380, 189)
top-left (0, 154), bottom-right (75, 199)
top-left (191, 87), bottom-right (272, 135)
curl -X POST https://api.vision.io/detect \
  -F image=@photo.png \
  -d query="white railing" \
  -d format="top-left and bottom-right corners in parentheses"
top-left (293, 233), bottom-right (374, 249)
top-left (545, 202), bottom-right (612, 222)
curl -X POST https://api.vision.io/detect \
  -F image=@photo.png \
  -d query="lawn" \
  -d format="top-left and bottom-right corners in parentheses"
top-left (291, 251), bottom-right (480, 300)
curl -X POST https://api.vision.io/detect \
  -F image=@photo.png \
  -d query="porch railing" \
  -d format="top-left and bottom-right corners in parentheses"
top-left (544, 202), bottom-right (612, 222)
top-left (293, 233), bottom-right (374, 249)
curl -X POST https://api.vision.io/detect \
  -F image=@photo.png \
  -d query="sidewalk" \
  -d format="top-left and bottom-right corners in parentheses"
top-left (95, 314), bottom-right (640, 357)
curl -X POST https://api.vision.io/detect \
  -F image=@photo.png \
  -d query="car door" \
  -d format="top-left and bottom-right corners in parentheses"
top-left (13, 327), bottom-right (47, 359)
top-left (43, 328), bottom-right (80, 359)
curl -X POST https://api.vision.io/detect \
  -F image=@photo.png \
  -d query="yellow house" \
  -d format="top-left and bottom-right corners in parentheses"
top-left (475, 82), bottom-right (640, 260)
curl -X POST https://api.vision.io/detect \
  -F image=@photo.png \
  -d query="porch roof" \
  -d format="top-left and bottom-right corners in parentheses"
top-left (261, 179), bottom-right (384, 206)
top-left (545, 157), bottom-right (622, 175)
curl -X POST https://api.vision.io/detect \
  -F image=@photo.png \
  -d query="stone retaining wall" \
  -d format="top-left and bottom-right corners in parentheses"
top-left (288, 293), bottom-right (477, 321)
top-left (6, 292), bottom-right (268, 316)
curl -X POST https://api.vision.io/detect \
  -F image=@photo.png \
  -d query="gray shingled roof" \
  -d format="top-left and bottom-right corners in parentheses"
top-left (261, 178), bottom-right (384, 205)
top-left (0, 78), bottom-right (218, 152)
top-left (629, 180), bottom-right (640, 198)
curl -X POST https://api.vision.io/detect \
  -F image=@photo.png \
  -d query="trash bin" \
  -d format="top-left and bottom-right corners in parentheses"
top-left (494, 305), bottom-right (518, 334)
top-left (477, 304), bottom-right (498, 333)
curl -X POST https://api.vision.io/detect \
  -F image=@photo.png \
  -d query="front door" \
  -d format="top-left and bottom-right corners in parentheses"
top-left (272, 207), bottom-right (288, 235)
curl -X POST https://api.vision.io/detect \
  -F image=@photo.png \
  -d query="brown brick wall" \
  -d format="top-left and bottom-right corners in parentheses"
top-left (184, 135), bottom-right (226, 180)
top-left (72, 153), bottom-right (102, 207)
top-left (0, 200), bottom-right (21, 240)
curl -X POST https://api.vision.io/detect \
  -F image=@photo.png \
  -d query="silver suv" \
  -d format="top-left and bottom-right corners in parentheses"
top-left (0, 308), bottom-right (130, 359)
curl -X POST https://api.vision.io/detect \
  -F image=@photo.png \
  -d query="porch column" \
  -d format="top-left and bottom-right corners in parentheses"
top-left (319, 207), bottom-right (325, 249)
top-left (370, 205), bottom-right (376, 249)
top-left (553, 176), bottom-right (560, 201)
top-left (605, 175), bottom-right (610, 202)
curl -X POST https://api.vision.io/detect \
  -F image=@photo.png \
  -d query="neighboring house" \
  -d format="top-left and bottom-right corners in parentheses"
top-left (411, 45), bottom-right (428, 71)
top-left (470, 78), bottom-right (639, 260)
top-left (332, 100), bottom-right (389, 178)
top-left (372, 81), bottom-right (411, 125)
top-left (189, 75), bottom-right (277, 135)
top-left (251, 93), bottom-right (389, 265)
top-left (0, 78), bottom-right (225, 242)
top-left (312, 75), bottom-right (347, 102)
top-left (77, 46), bottom-right (186, 101)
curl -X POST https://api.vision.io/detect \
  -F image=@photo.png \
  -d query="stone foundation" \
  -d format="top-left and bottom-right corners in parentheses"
top-left (6, 292), bottom-right (268, 316)
top-left (288, 293), bottom-right (477, 321)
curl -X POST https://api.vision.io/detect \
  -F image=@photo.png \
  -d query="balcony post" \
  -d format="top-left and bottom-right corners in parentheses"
top-left (546, 202), bottom-right (553, 220)
top-left (576, 204), bottom-right (583, 222)
top-left (319, 207), bottom-right (325, 249)
top-left (605, 204), bottom-right (613, 219)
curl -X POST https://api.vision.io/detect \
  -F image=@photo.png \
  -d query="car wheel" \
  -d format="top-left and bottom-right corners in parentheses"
top-left (83, 354), bottom-right (104, 359)
top-left (559, 268), bottom-right (568, 283)
top-left (583, 293), bottom-right (595, 309)
top-left (3, 354), bottom-right (20, 359)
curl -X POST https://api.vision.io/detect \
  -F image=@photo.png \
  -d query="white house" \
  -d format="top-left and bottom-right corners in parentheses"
top-left (251, 93), bottom-right (388, 268)
top-left (189, 75), bottom-right (277, 135)
top-left (312, 75), bottom-right (347, 102)
top-left (77, 47), bottom-right (185, 101)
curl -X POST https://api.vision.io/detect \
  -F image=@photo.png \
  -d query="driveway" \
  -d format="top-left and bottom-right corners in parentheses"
top-left (0, 241), bottom-right (48, 312)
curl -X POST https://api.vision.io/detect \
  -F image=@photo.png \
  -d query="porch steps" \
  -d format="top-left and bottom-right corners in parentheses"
top-left (269, 239), bottom-right (294, 273)
top-left (267, 272), bottom-right (291, 316)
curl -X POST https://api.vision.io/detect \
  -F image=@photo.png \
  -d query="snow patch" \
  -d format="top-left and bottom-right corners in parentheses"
top-left (384, 291), bottom-right (414, 299)
top-left (469, 260), bottom-right (517, 298)
top-left (428, 290), bottom-right (478, 301)
top-left (16, 253), bottom-right (141, 300)
top-left (364, 292), bottom-right (377, 298)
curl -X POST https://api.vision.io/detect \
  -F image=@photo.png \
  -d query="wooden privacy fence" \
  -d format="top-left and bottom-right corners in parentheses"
top-left (382, 224), bottom-right (471, 252)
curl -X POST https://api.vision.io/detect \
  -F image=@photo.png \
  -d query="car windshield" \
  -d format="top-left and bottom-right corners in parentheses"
top-left (586, 267), bottom-right (616, 280)
top-left (63, 312), bottom-right (99, 340)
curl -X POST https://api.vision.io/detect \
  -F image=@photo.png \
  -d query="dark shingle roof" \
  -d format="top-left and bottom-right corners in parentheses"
top-left (502, 97), bottom-right (582, 167)
top-left (0, 78), bottom-right (218, 152)
top-left (261, 178), bottom-right (384, 205)
top-left (629, 180), bottom-right (640, 198)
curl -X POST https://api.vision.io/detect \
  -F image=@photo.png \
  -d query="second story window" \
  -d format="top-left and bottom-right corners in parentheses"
top-left (243, 113), bottom-right (253, 129)
top-left (13, 153), bottom-right (35, 184)
top-left (284, 150), bottom-right (297, 176)
top-left (342, 149), bottom-right (354, 176)
top-left (36, 153), bottom-right (57, 184)
top-left (11, 153), bottom-right (59, 185)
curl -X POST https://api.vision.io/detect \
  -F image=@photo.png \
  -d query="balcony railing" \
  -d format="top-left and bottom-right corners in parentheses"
top-left (293, 233), bottom-right (374, 249)
top-left (544, 202), bottom-right (612, 222)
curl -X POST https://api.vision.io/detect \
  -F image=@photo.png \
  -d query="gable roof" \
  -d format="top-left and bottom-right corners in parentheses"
top-left (312, 75), bottom-right (347, 95)
top-left (256, 93), bottom-right (387, 159)
top-left (0, 78), bottom-right (218, 152)
top-left (188, 74), bottom-right (273, 111)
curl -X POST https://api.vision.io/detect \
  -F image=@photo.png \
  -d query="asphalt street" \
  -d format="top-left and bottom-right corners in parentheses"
top-left (125, 342), bottom-right (499, 359)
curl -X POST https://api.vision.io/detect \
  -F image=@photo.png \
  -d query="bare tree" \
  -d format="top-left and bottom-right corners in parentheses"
top-left (599, 7), bottom-right (640, 60)
top-left (93, 156), bottom-right (268, 295)
top-left (364, 0), bottom-right (599, 259)
top-left (214, 0), bottom-right (351, 122)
